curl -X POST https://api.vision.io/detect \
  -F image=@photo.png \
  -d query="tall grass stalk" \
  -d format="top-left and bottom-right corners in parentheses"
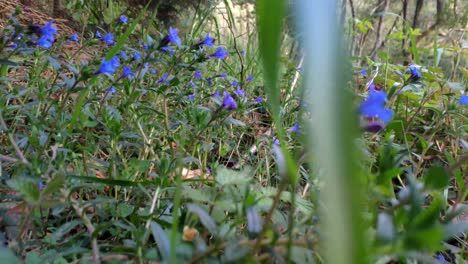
top-left (295, 1), bottom-right (369, 263)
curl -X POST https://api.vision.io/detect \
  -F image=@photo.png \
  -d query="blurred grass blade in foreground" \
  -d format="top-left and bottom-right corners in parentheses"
top-left (295, 1), bottom-right (369, 263)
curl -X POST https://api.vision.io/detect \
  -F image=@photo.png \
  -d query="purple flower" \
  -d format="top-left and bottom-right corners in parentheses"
top-left (119, 15), bottom-right (128, 24)
top-left (38, 36), bottom-right (53, 48)
top-left (38, 21), bottom-right (57, 48)
top-left (144, 62), bottom-right (149, 68)
top-left (101, 33), bottom-right (114, 45)
top-left (143, 43), bottom-right (149, 50)
top-left (120, 50), bottom-right (127, 59)
top-left (360, 68), bottom-right (367, 76)
top-left (256, 96), bottom-right (263, 103)
top-left (359, 90), bottom-right (393, 124)
top-left (213, 91), bottom-right (220, 97)
top-left (220, 72), bottom-right (227, 78)
top-left (297, 66), bottom-right (303, 72)
top-left (206, 77), bottom-right (213, 86)
top-left (108, 87), bottom-right (117, 94)
top-left (408, 65), bottom-right (422, 81)
top-left (149, 68), bottom-right (156, 75)
top-left (161, 46), bottom-right (175, 54)
top-left (459, 94), bottom-right (468, 105)
top-left (188, 94), bottom-right (195, 101)
top-left (241, 50), bottom-right (246, 56)
top-left (95, 31), bottom-right (101, 38)
top-left (194, 70), bottom-right (202, 80)
top-left (133, 51), bottom-right (141, 60)
top-left (122, 66), bottom-right (134, 78)
top-left (41, 21), bottom-right (57, 36)
top-left (201, 33), bottom-right (214, 47)
top-left (38, 182), bottom-right (45, 189)
top-left (168, 26), bottom-right (181, 46)
top-left (222, 92), bottom-right (237, 110)
top-left (247, 75), bottom-right (253, 81)
top-left (69, 33), bottom-right (79, 42)
top-left (189, 80), bottom-right (196, 87)
top-left (232, 80), bottom-right (238, 87)
top-left (437, 254), bottom-right (447, 263)
top-left (96, 56), bottom-right (120, 75)
top-left (158, 73), bottom-right (169, 84)
top-left (209, 47), bottom-right (228, 59)
top-left (288, 123), bottom-right (300, 133)
top-left (236, 87), bottom-right (245, 97)
top-left (273, 137), bottom-right (280, 146)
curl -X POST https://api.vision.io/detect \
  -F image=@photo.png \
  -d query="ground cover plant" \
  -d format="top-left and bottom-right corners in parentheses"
top-left (0, 1), bottom-right (467, 263)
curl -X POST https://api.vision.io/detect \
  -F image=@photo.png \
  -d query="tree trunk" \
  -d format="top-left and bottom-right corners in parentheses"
top-left (412, 0), bottom-right (424, 28)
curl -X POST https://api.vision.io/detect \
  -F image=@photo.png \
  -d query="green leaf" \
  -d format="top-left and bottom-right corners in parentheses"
top-left (116, 203), bottom-right (134, 218)
top-left (256, 0), bottom-right (285, 117)
top-left (150, 221), bottom-right (171, 261)
top-left (0, 248), bottom-right (20, 263)
top-left (0, 59), bottom-right (19, 67)
top-left (50, 220), bottom-right (82, 245)
top-left (7, 178), bottom-right (40, 204)
top-left (40, 172), bottom-right (65, 198)
top-left (186, 204), bottom-right (217, 235)
top-left (424, 165), bottom-right (449, 190)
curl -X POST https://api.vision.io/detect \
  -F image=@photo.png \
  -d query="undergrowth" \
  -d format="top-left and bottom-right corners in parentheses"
top-left (0, 4), bottom-right (466, 264)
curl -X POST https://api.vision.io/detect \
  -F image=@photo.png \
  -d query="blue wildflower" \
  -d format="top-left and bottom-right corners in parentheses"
top-left (247, 75), bottom-right (253, 81)
top-left (408, 65), bottom-right (422, 81)
top-left (222, 92), bottom-right (237, 110)
top-left (194, 70), bottom-right (202, 80)
top-left (41, 21), bottom-right (57, 36)
top-left (161, 46), bottom-right (175, 54)
top-left (38, 36), bottom-right (53, 48)
top-left (38, 21), bottom-right (57, 48)
top-left (232, 80), bottom-right (238, 87)
top-left (119, 15), bottom-right (128, 24)
top-left (460, 94), bottom-right (468, 105)
top-left (209, 47), bottom-right (228, 59)
top-left (288, 123), bottom-right (300, 133)
top-left (297, 66), bottom-right (303, 72)
top-left (220, 73), bottom-right (227, 78)
top-left (96, 56), bottom-right (120, 75)
top-left (188, 94), bottom-right (195, 101)
top-left (256, 96), bottom-right (263, 103)
top-left (95, 31), bottom-right (101, 38)
top-left (149, 68), bottom-right (156, 75)
top-left (213, 91), bottom-right (220, 97)
top-left (189, 80), bottom-right (196, 87)
top-left (133, 51), bottom-right (141, 60)
top-left (69, 33), bottom-right (79, 42)
top-left (359, 90), bottom-right (393, 124)
top-left (360, 68), bottom-right (367, 76)
top-left (158, 73), bottom-right (169, 84)
top-left (120, 50), bottom-right (127, 59)
top-left (143, 43), bottom-right (149, 50)
top-left (38, 182), bottom-right (45, 189)
top-left (236, 87), bottom-right (245, 97)
top-left (144, 62), bottom-right (149, 68)
top-left (122, 66), bottom-right (134, 78)
top-left (168, 26), bottom-right (181, 46)
top-left (273, 137), bottom-right (280, 146)
top-left (437, 254), bottom-right (447, 263)
top-left (206, 77), bottom-right (213, 86)
top-left (241, 50), bottom-right (246, 56)
top-left (108, 87), bottom-right (117, 94)
top-left (202, 33), bottom-right (214, 47)
top-left (102, 33), bottom-right (114, 45)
